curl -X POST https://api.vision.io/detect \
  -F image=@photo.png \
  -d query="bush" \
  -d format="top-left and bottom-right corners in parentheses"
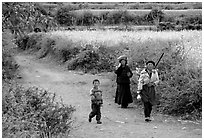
top-left (2, 52), bottom-right (19, 80)
top-left (67, 49), bottom-right (99, 72)
top-left (107, 10), bottom-right (124, 24)
top-left (3, 29), bottom-right (76, 138)
top-left (67, 45), bottom-right (117, 73)
top-left (16, 33), bottom-right (46, 50)
top-left (128, 39), bottom-right (202, 120)
top-left (2, 84), bottom-right (75, 138)
top-left (157, 66), bottom-right (201, 119)
top-left (2, 31), bottom-right (19, 81)
top-left (82, 10), bottom-right (94, 26)
top-left (55, 5), bottom-right (77, 26)
top-left (16, 30), bottom-right (201, 120)
top-left (60, 47), bottom-right (81, 62)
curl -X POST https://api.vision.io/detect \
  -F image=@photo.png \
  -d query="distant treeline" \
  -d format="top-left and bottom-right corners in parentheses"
top-left (43, 2), bottom-right (202, 10)
top-left (55, 7), bottom-right (202, 31)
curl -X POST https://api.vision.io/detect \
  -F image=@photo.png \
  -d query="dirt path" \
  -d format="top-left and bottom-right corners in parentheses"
top-left (14, 53), bottom-right (202, 138)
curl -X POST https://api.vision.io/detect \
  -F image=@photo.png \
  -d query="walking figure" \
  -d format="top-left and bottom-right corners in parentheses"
top-left (137, 61), bottom-right (160, 122)
top-left (115, 55), bottom-right (133, 108)
top-left (88, 79), bottom-right (103, 124)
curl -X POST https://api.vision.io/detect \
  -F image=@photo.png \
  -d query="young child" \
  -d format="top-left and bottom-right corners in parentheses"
top-left (88, 79), bottom-right (103, 124)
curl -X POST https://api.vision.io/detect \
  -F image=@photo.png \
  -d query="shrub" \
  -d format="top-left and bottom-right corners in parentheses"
top-left (129, 39), bottom-right (202, 120)
top-left (67, 49), bottom-right (99, 72)
top-left (107, 10), bottom-right (124, 24)
top-left (2, 84), bottom-right (75, 138)
top-left (2, 52), bottom-right (19, 80)
top-left (82, 10), bottom-right (94, 26)
top-left (16, 33), bottom-right (46, 50)
top-left (2, 31), bottom-right (19, 81)
top-left (55, 5), bottom-right (77, 26)
top-left (16, 30), bottom-right (201, 120)
top-left (60, 47), bottom-right (81, 62)
top-left (67, 44), bottom-right (117, 73)
top-left (157, 65), bottom-right (201, 119)
top-left (3, 30), bottom-right (76, 138)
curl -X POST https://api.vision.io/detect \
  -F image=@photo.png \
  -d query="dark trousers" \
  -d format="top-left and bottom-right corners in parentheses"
top-left (144, 101), bottom-right (153, 118)
top-left (89, 103), bottom-right (101, 121)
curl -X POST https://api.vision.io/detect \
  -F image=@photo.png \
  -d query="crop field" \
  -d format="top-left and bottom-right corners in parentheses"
top-left (46, 30), bottom-right (201, 67)
top-left (61, 2), bottom-right (202, 10)
top-left (73, 9), bottom-right (202, 17)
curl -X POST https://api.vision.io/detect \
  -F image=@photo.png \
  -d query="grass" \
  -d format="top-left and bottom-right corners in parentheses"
top-left (73, 9), bottom-right (202, 17)
top-left (55, 2), bottom-right (202, 10)
top-left (46, 30), bottom-right (201, 67)
top-left (2, 30), bottom-right (76, 138)
top-left (18, 29), bottom-right (202, 120)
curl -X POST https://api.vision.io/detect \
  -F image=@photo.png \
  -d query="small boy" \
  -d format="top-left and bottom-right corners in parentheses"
top-left (88, 79), bottom-right (103, 124)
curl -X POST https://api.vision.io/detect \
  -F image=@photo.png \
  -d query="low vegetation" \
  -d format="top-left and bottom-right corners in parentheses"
top-left (2, 3), bottom-right (202, 138)
top-left (16, 30), bottom-right (202, 120)
top-left (55, 5), bottom-right (201, 31)
top-left (2, 31), bottom-right (75, 138)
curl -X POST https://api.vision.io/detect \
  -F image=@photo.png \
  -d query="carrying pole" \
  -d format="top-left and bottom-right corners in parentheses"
top-left (155, 53), bottom-right (164, 68)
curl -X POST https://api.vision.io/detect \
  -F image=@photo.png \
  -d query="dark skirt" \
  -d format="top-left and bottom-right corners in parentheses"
top-left (115, 84), bottom-right (133, 106)
top-left (140, 84), bottom-right (156, 105)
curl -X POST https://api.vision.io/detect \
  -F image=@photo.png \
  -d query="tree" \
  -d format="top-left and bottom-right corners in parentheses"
top-left (145, 8), bottom-right (165, 25)
top-left (2, 2), bottom-right (57, 38)
top-left (82, 11), bottom-right (94, 27)
top-left (55, 7), bottom-right (75, 26)
top-left (121, 10), bottom-right (135, 29)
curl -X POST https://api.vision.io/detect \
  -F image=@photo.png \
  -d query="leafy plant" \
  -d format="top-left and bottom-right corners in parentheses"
top-left (2, 31), bottom-right (19, 81)
top-left (2, 84), bottom-right (75, 138)
top-left (2, 30), bottom-right (75, 138)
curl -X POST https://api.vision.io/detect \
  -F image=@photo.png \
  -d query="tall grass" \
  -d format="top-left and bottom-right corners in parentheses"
top-left (73, 9), bottom-right (202, 17)
top-left (3, 30), bottom-right (76, 138)
top-left (46, 30), bottom-right (201, 68)
top-left (17, 30), bottom-right (202, 119)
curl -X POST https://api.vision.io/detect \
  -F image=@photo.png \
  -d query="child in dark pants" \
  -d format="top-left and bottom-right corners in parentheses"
top-left (88, 79), bottom-right (103, 124)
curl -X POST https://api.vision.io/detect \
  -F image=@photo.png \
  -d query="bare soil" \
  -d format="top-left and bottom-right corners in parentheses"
top-left (14, 53), bottom-right (202, 138)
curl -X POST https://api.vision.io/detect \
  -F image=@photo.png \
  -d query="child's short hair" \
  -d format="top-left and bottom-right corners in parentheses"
top-left (93, 79), bottom-right (100, 84)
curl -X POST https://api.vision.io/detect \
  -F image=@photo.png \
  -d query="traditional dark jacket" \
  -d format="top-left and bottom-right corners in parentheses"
top-left (115, 65), bottom-right (133, 84)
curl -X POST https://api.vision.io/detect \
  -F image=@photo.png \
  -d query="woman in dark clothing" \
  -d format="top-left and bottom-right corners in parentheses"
top-left (137, 61), bottom-right (159, 122)
top-left (115, 55), bottom-right (133, 108)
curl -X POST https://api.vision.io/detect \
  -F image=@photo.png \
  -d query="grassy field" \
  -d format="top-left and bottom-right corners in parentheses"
top-left (50, 2), bottom-right (202, 10)
top-left (20, 29), bottom-right (202, 119)
top-left (73, 9), bottom-right (202, 17)
top-left (46, 30), bottom-right (201, 67)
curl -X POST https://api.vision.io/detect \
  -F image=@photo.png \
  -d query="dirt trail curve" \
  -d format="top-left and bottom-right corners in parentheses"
top-left (14, 53), bottom-right (202, 138)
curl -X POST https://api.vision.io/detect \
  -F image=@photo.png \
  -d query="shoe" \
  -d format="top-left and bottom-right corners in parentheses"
top-left (97, 121), bottom-right (102, 124)
top-left (121, 106), bottom-right (127, 108)
top-left (145, 117), bottom-right (151, 122)
top-left (88, 117), bottom-right (92, 122)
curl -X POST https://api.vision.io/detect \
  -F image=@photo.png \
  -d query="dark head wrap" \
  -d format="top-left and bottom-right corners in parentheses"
top-left (146, 60), bottom-right (155, 66)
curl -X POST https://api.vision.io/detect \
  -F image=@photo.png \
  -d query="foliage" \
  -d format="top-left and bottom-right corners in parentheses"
top-left (2, 30), bottom-right (75, 138)
top-left (128, 39), bottom-right (202, 120)
top-left (59, 2), bottom-right (202, 10)
top-left (2, 52), bottom-right (19, 80)
top-left (67, 45), bottom-right (116, 73)
top-left (2, 31), bottom-right (19, 81)
top-left (55, 5), bottom-right (76, 26)
top-left (82, 11), bottom-right (94, 26)
top-left (54, 7), bottom-right (201, 31)
top-left (16, 30), bottom-right (202, 120)
top-left (145, 8), bottom-right (165, 24)
top-left (2, 2), bottom-right (58, 39)
top-left (157, 65), bottom-right (202, 120)
top-left (2, 84), bottom-right (75, 138)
